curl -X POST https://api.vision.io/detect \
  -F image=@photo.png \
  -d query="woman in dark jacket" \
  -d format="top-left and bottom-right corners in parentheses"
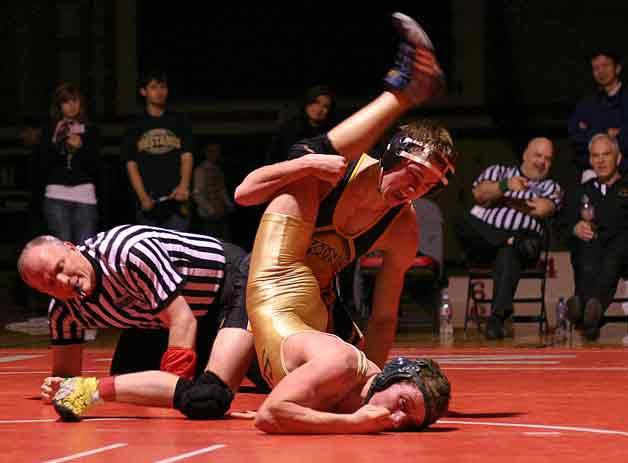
top-left (266, 85), bottom-right (337, 165)
top-left (35, 82), bottom-right (101, 243)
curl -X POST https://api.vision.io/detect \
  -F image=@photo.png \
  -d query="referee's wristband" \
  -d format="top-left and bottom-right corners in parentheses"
top-left (498, 179), bottom-right (509, 193)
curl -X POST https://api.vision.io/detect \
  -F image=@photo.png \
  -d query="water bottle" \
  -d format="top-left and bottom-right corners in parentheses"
top-left (580, 194), bottom-right (597, 239)
top-left (440, 289), bottom-right (454, 342)
top-left (555, 297), bottom-right (569, 341)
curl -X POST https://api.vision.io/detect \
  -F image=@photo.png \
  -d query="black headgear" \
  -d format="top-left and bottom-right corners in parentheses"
top-left (365, 357), bottom-right (449, 429)
top-left (379, 129), bottom-right (457, 197)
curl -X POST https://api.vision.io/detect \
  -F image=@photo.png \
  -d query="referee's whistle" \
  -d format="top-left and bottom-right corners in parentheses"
top-left (74, 284), bottom-right (86, 298)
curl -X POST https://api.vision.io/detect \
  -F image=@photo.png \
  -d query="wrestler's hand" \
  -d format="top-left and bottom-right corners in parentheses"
top-left (41, 377), bottom-right (64, 403)
top-left (304, 154), bottom-right (348, 186)
top-left (351, 404), bottom-right (395, 433)
top-left (228, 410), bottom-right (257, 420)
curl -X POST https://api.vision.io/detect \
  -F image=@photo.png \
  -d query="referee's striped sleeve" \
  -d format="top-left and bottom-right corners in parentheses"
top-left (540, 180), bottom-right (563, 208)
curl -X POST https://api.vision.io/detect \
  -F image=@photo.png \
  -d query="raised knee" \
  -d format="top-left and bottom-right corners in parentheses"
top-left (173, 372), bottom-right (234, 420)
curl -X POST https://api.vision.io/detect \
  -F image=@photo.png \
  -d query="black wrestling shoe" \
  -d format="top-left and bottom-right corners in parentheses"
top-left (566, 296), bottom-right (583, 327)
top-left (583, 298), bottom-right (603, 341)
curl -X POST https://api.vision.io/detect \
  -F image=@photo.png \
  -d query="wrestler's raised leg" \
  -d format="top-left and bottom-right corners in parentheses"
top-left (328, 13), bottom-right (444, 160)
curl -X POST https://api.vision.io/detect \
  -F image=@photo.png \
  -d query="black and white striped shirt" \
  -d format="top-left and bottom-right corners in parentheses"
top-left (471, 165), bottom-right (562, 234)
top-left (49, 225), bottom-right (225, 344)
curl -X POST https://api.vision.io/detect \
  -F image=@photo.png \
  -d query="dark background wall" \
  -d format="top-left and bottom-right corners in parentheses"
top-left (1, 0), bottom-right (628, 256)
top-left (136, 3), bottom-right (452, 101)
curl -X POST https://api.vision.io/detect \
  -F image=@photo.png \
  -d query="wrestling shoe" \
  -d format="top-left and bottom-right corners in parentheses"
top-left (383, 12), bottom-right (445, 104)
top-left (53, 377), bottom-right (99, 421)
top-left (583, 298), bottom-right (602, 341)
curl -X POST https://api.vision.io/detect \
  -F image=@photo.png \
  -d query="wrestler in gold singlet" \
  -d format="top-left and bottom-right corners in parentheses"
top-left (246, 153), bottom-right (407, 386)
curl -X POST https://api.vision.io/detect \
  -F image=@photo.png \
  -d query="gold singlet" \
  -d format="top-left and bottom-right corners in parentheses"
top-left (247, 156), bottom-right (406, 386)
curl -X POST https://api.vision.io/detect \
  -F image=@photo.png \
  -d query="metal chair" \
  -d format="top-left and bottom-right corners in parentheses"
top-left (604, 269), bottom-right (628, 324)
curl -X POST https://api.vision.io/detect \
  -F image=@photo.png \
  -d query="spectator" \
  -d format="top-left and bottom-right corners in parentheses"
top-left (266, 85), bottom-right (336, 164)
top-left (122, 70), bottom-right (194, 232)
top-left (455, 138), bottom-right (562, 339)
top-left (568, 50), bottom-right (628, 180)
top-left (34, 82), bottom-right (101, 244)
top-left (192, 143), bottom-right (234, 239)
top-left (560, 133), bottom-right (628, 340)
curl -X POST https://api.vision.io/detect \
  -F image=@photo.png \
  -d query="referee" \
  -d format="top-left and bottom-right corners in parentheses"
top-left (18, 224), bottom-right (259, 418)
top-left (455, 137), bottom-right (562, 339)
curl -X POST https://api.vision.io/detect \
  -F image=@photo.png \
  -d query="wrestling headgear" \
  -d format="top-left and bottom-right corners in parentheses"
top-left (365, 357), bottom-right (451, 429)
top-left (379, 121), bottom-right (457, 196)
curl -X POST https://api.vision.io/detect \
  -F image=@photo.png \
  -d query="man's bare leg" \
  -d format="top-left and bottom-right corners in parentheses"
top-left (206, 327), bottom-right (256, 393)
top-left (112, 371), bottom-right (178, 406)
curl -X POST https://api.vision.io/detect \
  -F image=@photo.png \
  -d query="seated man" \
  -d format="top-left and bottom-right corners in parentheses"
top-left (455, 137), bottom-right (562, 339)
top-left (240, 12), bottom-right (452, 432)
top-left (18, 225), bottom-right (257, 420)
top-left (561, 133), bottom-right (628, 340)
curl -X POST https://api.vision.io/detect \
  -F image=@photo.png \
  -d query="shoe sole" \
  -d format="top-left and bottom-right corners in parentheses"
top-left (391, 12), bottom-right (434, 50)
top-left (53, 401), bottom-right (81, 422)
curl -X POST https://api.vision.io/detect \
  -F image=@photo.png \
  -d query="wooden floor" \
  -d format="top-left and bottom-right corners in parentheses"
top-left (1, 323), bottom-right (627, 463)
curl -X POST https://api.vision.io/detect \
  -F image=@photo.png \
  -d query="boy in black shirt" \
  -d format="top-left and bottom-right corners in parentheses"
top-left (122, 70), bottom-right (194, 232)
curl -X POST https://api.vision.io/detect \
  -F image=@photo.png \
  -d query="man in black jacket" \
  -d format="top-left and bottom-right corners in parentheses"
top-left (561, 133), bottom-right (628, 340)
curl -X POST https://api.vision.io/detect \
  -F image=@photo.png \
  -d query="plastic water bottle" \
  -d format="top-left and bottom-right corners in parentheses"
top-left (555, 297), bottom-right (569, 341)
top-left (440, 289), bottom-right (454, 343)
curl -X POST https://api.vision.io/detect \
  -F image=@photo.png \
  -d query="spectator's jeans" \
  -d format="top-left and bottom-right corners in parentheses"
top-left (44, 197), bottom-right (98, 243)
top-left (136, 209), bottom-right (189, 232)
top-left (570, 234), bottom-right (628, 317)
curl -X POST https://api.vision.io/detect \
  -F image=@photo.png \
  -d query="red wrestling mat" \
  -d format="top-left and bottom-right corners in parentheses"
top-left (1, 346), bottom-right (627, 462)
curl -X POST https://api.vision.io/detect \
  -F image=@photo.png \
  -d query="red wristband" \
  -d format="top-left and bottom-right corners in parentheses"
top-left (160, 346), bottom-right (197, 380)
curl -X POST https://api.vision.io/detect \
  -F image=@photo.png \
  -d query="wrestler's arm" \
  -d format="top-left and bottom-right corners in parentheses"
top-left (255, 336), bottom-right (391, 434)
top-left (234, 154), bottom-right (346, 206)
top-left (364, 208), bottom-right (419, 367)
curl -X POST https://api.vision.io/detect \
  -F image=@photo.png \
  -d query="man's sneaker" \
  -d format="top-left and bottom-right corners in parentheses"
top-left (383, 12), bottom-right (445, 104)
top-left (566, 296), bottom-right (583, 327)
top-left (53, 377), bottom-right (99, 421)
top-left (583, 298), bottom-right (603, 341)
